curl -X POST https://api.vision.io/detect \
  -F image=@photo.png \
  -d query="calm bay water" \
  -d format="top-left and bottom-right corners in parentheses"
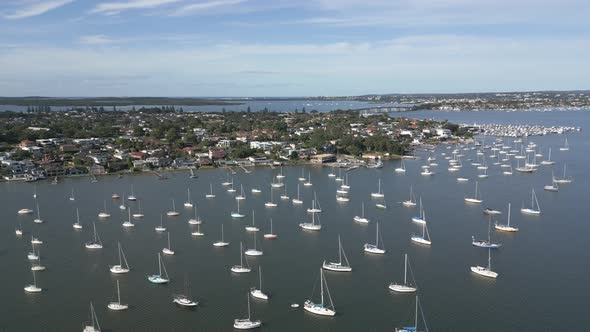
top-left (1, 110), bottom-right (589, 331)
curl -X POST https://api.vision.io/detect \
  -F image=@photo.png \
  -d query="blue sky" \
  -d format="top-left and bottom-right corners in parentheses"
top-left (0, 0), bottom-right (589, 97)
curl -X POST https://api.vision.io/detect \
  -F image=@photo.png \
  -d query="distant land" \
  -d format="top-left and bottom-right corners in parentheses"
top-left (1, 90), bottom-right (589, 110)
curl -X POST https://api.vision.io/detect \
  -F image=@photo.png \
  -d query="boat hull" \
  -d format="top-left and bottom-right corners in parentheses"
top-left (388, 283), bottom-right (417, 293)
top-left (470, 266), bottom-right (498, 278)
top-left (303, 301), bottom-right (335, 316)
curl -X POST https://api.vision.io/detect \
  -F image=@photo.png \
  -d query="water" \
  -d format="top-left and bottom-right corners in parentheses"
top-left (1, 110), bottom-right (589, 331)
top-left (1, 100), bottom-right (395, 113)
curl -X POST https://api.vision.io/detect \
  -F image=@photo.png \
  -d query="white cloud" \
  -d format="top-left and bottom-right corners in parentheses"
top-left (79, 34), bottom-right (114, 45)
top-left (90, 0), bottom-right (184, 14)
top-left (4, 0), bottom-right (75, 19)
top-left (170, 0), bottom-right (246, 16)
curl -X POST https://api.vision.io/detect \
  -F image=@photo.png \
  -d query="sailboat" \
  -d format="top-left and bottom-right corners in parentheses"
top-left (189, 168), bottom-right (198, 179)
top-left (234, 292), bottom-right (262, 329)
top-left (299, 208), bottom-right (321, 231)
top-left (127, 185), bottom-right (137, 201)
top-left (236, 185), bottom-right (246, 200)
top-left (33, 201), bottom-right (43, 224)
top-left (85, 223), bottom-right (103, 249)
top-left (411, 222), bottom-right (432, 246)
top-left (119, 192), bottom-right (127, 210)
top-left (521, 188), bottom-right (541, 215)
top-left (304, 172), bottom-right (313, 186)
top-left (83, 302), bottom-right (101, 332)
top-left (184, 188), bottom-right (194, 207)
top-left (394, 296), bottom-right (428, 332)
top-left (264, 189), bottom-right (277, 207)
top-left (470, 248), bottom-right (499, 279)
top-left (304, 268), bottom-right (336, 316)
top-left (472, 216), bottom-right (501, 248)
top-left (162, 232), bottom-right (175, 255)
top-left (231, 199), bottom-right (245, 218)
top-left (122, 208), bottom-right (135, 228)
top-left (323, 235), bottom-right (352, 272)
top-left (246, 210), bottom-right (259, 232)
top-left (245, 233), bottom-right (263, 256)
top-left (251, 186), bottom-right (262, 193)
top-left (73, 208), bottom-right (83, 229)
top-left (371, 179), bottom-right (385, 198)
top-left (559, 137), bottom-right (569, 151)
top-left (307, 193), bottom-right (322, 213)
top-left (110, 242), bottom-right (130, 274)
top-left (271, 177), bottom-right (284, 188)
top-left (541, 147), bottom-right (556, 165)
top-left (353, 202), bottom-right (370, 223)
top-left (389, 254), bottom-right (417, 292)
top-left (328, 167), bottom-right (336, 178)
top-left (148, 253), bottom-right (170, 284)
top-left (132, 200), bottom-right (144, 218)
top-left (495, 203), bottom-right (519, 232)
top-left (292, 184), bottom-right (303, 205)
top-left (420, 167), bottom-right (434, 176)
top-left (263, 218), bottom-right (277, 239)
top-left (227, 179), bottom-right (237, 193)
top-left (191, 222), bottom-right (205, 236)
top-left (402, 186), bottom-right (417, 207)
top-left (395, 158), bottom-right (406, 173)
top-left (18, 207), bottom-right (33, 214)
top-left (15, 218), bottom-right (23, 236)
top-left (341, 174), bottom-right (351, 190)
top-left (335, 168), bottom-right (343, 182)
top-left (222, 173), bottom-right (232, 186)
top-left (24, 269), bottom-right (42, 293)
top-left (276, 167), bottom-right (285, 179)
top-left (155, 215), bottom-right (166, 232)
top-left (69, 188), bottom-right (75, 201)
top-left (98, 201), bottom-right (111, 218)
top-left (107, 280), bottom-right (129, 311)
top-left (298, 169), bottom-right (306, 181)
top-left (411, 197), bottom-right (426, 224)
top-left (364, 222), bottom-right (386, 254)
top-left (553, 164), bottom-right (573, 184)
top-left (231, 242), bottom-right (251, 273)
top-left (464, 181), bottom-right (483, 204)
top-left (544, 172), bottom-right (559, 192)
top-left (112, 193), bottom-right (120, 200)
top-left (31, 235), bottom-right (43, 245)
top-left (173, 275), bottom-right (198, 307)
top-left (188, 205), bottom-right (202, 225)
top-left (166, 199), bottom-right (180, 216)
top-left (250, 266), bottom-right (269, 300)
top-left (213, 224), bottom-right (230, 247)
top-left (280, 184), bottom-right (289, 200)
top-left (28, 242), bottom-right (39, 260)
top-left (30, 249), bottom-right (46, 271)
top-left (205, 183), bottom-right (216, 198)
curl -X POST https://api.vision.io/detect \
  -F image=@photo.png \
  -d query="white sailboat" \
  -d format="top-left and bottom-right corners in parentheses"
top-left (521, 188), bottom-right (541, 215)
top-left (162, 232), bottom-right (175, 255)
top-left (227, 180), bottom-right (237, 193)
top-left (299, 208), bottom-right (321, 231)
top-left (147, 253), bottom-right (170, 284)
top-left (173, 275), bottom-right (198, 307)
top-left (231, 242), bottom-right (251, 273)
top-left (231, 199), bottom-right (245, 218)
top-left (132, 200), bottom-right (144, 218)
top-left (166, 199), bottom-right (180, 216)
top-left (234, 292), bottom-right (262, 329)
top-left (411, 197), bottom-right (426, 224)
top-left (213, 224), bottom-right (230, 247)
top-left (69, 188), bottom-right (75, 201)
top-left (184, 188), bottom-right (194, 207)
top-left (280, 184), bottom-right (289, 200)
top-left (263, 218), bottom-right (277, 239)
top-left (33, 201), bottom-right (43, 224)
top-left (304, 172), bottom-right (313, 186)
top-left (371, 179), bottom-right (385, 198)
top-left (15, 219), bottom-right (23, 236)
top-left (472, 216), bottom-right (502, 248)
top-left (127, 185), bottom-right (137, 201)
top-left (323, 235), bottom-right (352, 272)
top-left (353, 202), bottom-right (370, 223)
top-left (251, 187), bottom-right (261, 193)
top-left (191, 223), bottom-right (205, 236)
top-left (205, 183), bottom-right (216, 198)
top-left (18, 207), bottom-right (33, 214)
top-left (85, 223), bottom-right (103, 249)
top-left (307, 193), bottom-right (322, 213)
top-left (110, 242), bottom-right (130, 274)
top-left (402, 186), bottom-right (417, 207)
top-left (155, 215), bottom-right (166, 232)
top-left (236, 185), bottom-right (246, 200)
top-left (245, 233), bottom-right (263, 256)
top-left (304, 268), bottom-right (336, 316)
top-left (98, 200), bottom-right (111, 218)
top-left (559, 137), bottom-right (569, 151)
top-left (298, 169), bottom-right (306, 181)
top-left (188, 205), bottom-right (202, 225)
top-left (245, 210), bottom-right (259, 232)
top-left (83, 302), bottom-right (101, 332)
top-left (27, 242), bottom-right (39, 260)
top-left (464, 181), bottom-right (483, 204)
top-left (292, 184), bottom-right (303, 205)
top-left (122, 208), bottom-right (135, 228)
top-left (553, 164), bottom-right (573, 184)
top-left (222, 173), bottom-right (232, 186)
top-left (119, 192), bottom-right (127, 210)
top-left (364, 222), bottom-right (386, 254)
top-left (73, 208), bottom-right (83, 229)
top-left (395, 158), bottom-right (406, 173)
top-left (250, 266), bottom-right (269, 300)
top-left (411, 222), bottom-right (432, 246)
top-left (107, 280), bottom-right (129, 311)
top-left (389, 254), bottom-right (417, 292)
top-left (495, 203), bottom-right (519, 232)
top-left (470, 248), bottom-right (499, 279)
top-left (30, 249), bottom-right (46, 271)
top-left (541, 147), bottom-right (555, 165)
top-left (264, 189), bottom-right (277, 207)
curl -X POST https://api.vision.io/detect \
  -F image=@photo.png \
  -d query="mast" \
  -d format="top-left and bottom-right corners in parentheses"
top-left (118, 242), bottom-right (122, 266)
top-left (338, 236), bottom-right (342, 265)
top-left (93, 223), bottom-right (98, 242)
top-left (507, 203), bottom-right (511, 226)
top-left (158, 253), bottom-right (162, 275)
top-left (270, 218), bottom-right (273, 233)
top-left (239, 242), bottom-right (243, 266)
top-left (375, 223), bottom-right (379, 246)
top-left (167, 232), bottom-right (171, 250)
top-left (320, 268), bottom-right (324, 306)
top-left (404, 254), bottom-right (408, 285)
top-left (362, 202), bottom-right (365, 217)
top-left (297, 184), bottom-right (300, 199)
top-left (116, 280), bottom-right (121, 304)
top-left (487, 248), bottom-right (492, 270)
top-left (76, 208), bottom-right (80, 224)
top-left (221, 224), bottom-right (225, 241)
top-left (247, 292), bottom-right (251, 320)
top-left (414, 296), bottom-right (419, 329)
top-left (259, 266), bottom-right (263, 291)
top-left (36, 202), bottom-right (40, 219)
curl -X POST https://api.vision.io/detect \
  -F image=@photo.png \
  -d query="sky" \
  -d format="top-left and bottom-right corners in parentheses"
top-left (0, 0), bottom-right (589, 97)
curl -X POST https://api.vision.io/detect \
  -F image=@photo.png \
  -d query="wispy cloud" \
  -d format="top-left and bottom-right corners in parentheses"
top-left (4, 0), bottom-right (75, 19)
top-left (170, 0), bottom-right (246, 16)
top-left (79, 34), bottom-right (114, 45)
top-left (90, 0), bottom-right (184, 15)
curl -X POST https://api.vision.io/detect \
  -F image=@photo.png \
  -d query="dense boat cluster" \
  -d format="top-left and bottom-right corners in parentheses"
top-left (464, 123), bottom-right (580, 137)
